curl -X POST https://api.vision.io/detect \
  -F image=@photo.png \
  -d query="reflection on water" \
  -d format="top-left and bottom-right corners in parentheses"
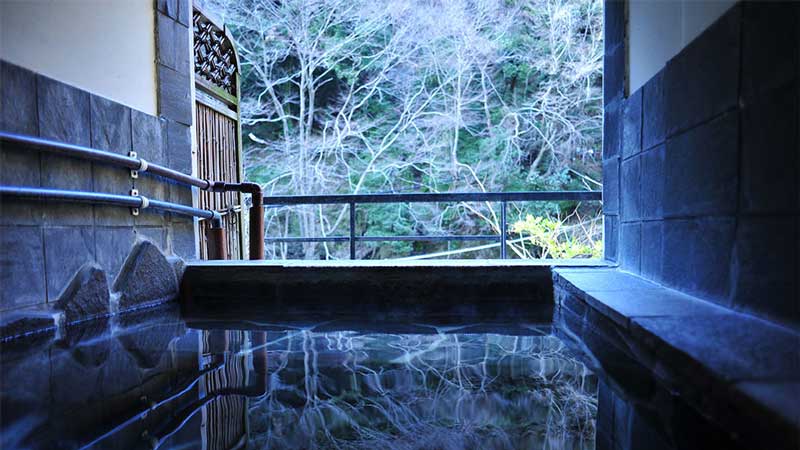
top-left (0, 305), bottom-right (597, 450)
top-left (251, 327), bottom-right (596, 450)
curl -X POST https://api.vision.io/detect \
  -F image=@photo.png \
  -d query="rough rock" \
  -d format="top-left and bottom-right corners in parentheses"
top-left (53, 263), bottom-right (110, 324)
top-left (0, 306), bottom-right (57, 341)
top-left (112, 240), bottom-right (179, 310)
top-left (166, 256), bottom-right (186, 286)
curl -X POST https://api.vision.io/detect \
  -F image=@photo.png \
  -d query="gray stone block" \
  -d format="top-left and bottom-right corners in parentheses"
top-left (37, 75), bottom-right (90, 146)
top-left (165, 119), bottom-right (192, 174)
top-left (640, 221), bottom-right (663, 283)
top-left (1, 60), bottom-right (38, 135)
top-left (0, 226), bottom-right (46, 309)
top-left (662, 218), bottom-right (735, 302)
top-left (585, 285), bottom-right (728, 330)
top-left (620, 222), bottom-right (641, 274)
top-left (621, 155), bottom-right (640, 222)
top-left (730, 216), bottom-right (799, 328)
top-left (555, 268), bottom-right (661, 294)
top-left (0, 141), bottom-right (43, 225)
top-left (604, 215), bottom-right (618, 262)
top-left (53, 263), bottom-right (109, 323)
top-left (0, 199), bottom-right (43, 226)
top-left (665, 5), bottom-right (740, 136)
top-left (664, 112), bottom-right (738, 218)
top-left (134, 202), bottom-right (167, 227)
top-left (740, 82), bottom-right (798, 214)
top-left (112, 240), bottom-right (179, 310)
top-left (604, 1), bottom-right (625, 52)
top-left (93, 202), bottom-right (134, 228)
top-left (94, 227), bottom-right (137, 282)
top-left (622, 89), bottom-right (642, 159)
top-left (90, 94), bottom-right (134, 226)
top-left (157, 65), bottom-right (192, 126)
top-left (603, 99), bottom-right (621, 160)
top-left (90, 94), bottom-right (131, 154)
top-left (133, 112), bottom-right (168, 226)
top-left (37, 76), bottom-right (92, 213)
top-left (168, 183), bottom-right (197, 224)
top-left (602, 158), bottom-right (619, 214)
top-left (631, 313), bottom-right (799, 381)
top-left (604, 44), bottom-right (624, 105)
top-left (0, 142), bottom-right (40, 186)
top-left (177, 0), bottom-right (191, 26)
top-left (642, 69), bottom-right (665, 150)
top-left (44, 226), bottom-right (95, 301)
top-left (0, 131), bottom-right (43, 225)
top-left (42, 201), bottom-right (94, 227)
top-left (132, 111), bottom-right (166, 165)
top-left (640, 144), bottom-right (665, 220)
top-left (156, 13), bottom-right (191, 75)
top-left (170, 220), bottom-right (197, 259)
top-left (40, 153), bottom-right (93, 192)
top-left (134, 226), bottom-right (168, 250)
top-left (157, 0), bottom-right (178, 19)
top-left (740, 2), bottom-right (799, 101)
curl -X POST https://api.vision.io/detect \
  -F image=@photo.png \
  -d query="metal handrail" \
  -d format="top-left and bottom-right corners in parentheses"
top-left (0, 131), bottom-right (265, 260)
top-left (261, 190), bottom-right (602, 259)
top-left (263, 191), bottom-right (600, 205)
top-left (0, 186), bottom-right (220, 221)
top-left (0, 131), bottom-right (211, 189)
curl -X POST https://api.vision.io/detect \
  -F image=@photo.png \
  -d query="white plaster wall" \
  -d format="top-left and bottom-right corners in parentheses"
top-left (0, 0), bottom-right (158, 115)
top-left (628, 0), bottom-right (738, 93)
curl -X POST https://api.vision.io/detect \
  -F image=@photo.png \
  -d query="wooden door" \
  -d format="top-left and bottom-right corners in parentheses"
top-left (193, 5), bottom-right (245, 259)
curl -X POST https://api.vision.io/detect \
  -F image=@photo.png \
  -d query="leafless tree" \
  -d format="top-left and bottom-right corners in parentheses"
top-left (206, 0), bottom-right (603, 259)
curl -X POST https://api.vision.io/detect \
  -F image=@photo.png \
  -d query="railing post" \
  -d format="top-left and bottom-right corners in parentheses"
top-left (207, 217), bottom-right (228, 260)
top-left (249, 201), bottom-right (264, 260)
top-left (349, 202), bottom-right (356, 260)
top-left (500, 200), bottom-right (507, 259)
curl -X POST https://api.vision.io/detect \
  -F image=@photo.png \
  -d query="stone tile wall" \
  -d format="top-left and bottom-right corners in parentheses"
top-left (603, 1), bottom-right (800, 329)
top-left (0, 0), bottom-right (200, 314)
top-left (0, 60), bottom-right (195, 312)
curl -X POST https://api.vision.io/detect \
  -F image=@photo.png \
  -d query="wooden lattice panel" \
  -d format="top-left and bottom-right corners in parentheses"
top-left (193, 11), bottom-right (237, 96)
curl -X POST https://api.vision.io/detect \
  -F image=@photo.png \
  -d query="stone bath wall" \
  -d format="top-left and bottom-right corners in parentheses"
top-left (0, 240), bottom-right (185, 340)
top-left (602, 1), bottom-right (800, 329)
top-left (0, 59), bottom-right (195, 312)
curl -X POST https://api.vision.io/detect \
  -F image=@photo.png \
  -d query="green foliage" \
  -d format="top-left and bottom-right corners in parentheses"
top-left (512, 215), bottom-right (601, 259)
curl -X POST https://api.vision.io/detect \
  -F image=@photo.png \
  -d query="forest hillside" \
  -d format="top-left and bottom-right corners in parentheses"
top-left (206, 0), bottom-right (604, 259)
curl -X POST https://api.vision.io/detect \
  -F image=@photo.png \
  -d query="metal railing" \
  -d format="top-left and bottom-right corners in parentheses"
top-left (0, 131), bottom-right (265, 260)
top-left (261, 191), bottom-right (602, 259)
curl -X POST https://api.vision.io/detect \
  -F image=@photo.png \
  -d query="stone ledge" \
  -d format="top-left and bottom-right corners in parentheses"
top-left (186, 258), bottom-right (611, 269)
top-left (553, 267), bottom-right (800, 450)
top-left (180, 260), bottom-right (579, 323)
